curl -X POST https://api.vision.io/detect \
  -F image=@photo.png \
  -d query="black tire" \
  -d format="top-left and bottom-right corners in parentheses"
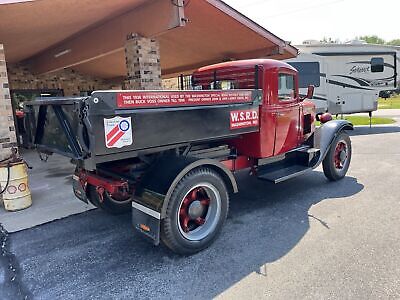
top-left (87, 185), bottom-right (131, 214)
top-left (87, 189), bottom-right (100, 208)
top-left (161, 168), bottom-right (229, 255)
top-left (322, 131), bottom-right (352, 181)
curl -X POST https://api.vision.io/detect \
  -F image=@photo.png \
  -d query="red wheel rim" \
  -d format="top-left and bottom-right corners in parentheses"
top-left (179, 187), bottom-right (211, 233)
top-left (177, 183), bottom-right (222, 241)
top-left (334, 141), bottom-right (347, 169)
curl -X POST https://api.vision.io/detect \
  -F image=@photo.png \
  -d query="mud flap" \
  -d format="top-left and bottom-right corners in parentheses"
top-left (132, 201), bottom-right (161, 245)
top-left (72, 174), bottom-right (88, 203)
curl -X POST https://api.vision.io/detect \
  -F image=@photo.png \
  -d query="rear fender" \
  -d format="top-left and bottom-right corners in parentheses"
top-left (311, 120), bottom-right (353, 168)
top-left (131, 155), bottom-right (237, 244)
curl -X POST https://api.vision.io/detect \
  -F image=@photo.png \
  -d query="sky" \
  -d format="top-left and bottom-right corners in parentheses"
top-left (224, 0), bottom-right (400, 45)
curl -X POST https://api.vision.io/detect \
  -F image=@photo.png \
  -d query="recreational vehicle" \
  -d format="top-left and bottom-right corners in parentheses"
top-left (285, 42), bottom-right (399, 114)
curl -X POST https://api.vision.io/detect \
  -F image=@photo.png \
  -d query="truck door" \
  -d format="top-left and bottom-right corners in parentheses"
top-left (274, 72), bottom-right (301, 155)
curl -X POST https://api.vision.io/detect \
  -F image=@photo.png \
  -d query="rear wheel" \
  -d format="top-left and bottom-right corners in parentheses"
top-left (87, 185), bottom-right (131, 214)
top-left (322, 131), bottom-right (352, 181)
top-left (161, 168), bottom-right (229, 255)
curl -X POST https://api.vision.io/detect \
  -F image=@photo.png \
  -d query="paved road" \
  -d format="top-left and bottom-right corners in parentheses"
top-left (373, 108), bottom-right (400, 117)
top-left (1, 125), bottom-right (400, 299)
top-left (355, 108), bottom-right (400, 119)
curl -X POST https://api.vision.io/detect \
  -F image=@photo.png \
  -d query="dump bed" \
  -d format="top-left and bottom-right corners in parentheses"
top-left (25, 89), bottom-right (262, 170)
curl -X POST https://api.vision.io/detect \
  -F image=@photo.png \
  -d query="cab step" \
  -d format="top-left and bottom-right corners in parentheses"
top-left (295, 147), bottom-right (320, 154)
top-left (257, 165), bottom-right (311, 184)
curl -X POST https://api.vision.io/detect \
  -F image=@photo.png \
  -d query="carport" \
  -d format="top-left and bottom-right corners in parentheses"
top-left (0, 0), bottom-right (298, 153)
top-left (1, 0), bottom-right (297, 78)
top-left (0, 0), bottom-right (297, 221)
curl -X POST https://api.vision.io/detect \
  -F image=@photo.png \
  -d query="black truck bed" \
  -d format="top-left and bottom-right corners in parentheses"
top-left (24, 89), bottom-right (262, 170)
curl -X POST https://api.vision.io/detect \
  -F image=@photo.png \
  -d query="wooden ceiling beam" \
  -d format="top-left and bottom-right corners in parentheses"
top-left (26, 0), bottom-right (185, 75)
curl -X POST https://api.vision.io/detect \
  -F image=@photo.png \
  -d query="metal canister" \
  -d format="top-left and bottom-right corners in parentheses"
top-left (0, 161), bottom-right (32, 211)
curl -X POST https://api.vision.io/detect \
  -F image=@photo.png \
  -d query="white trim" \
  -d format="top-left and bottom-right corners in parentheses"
top-left (0, 0), bottom-right (34, 4)
top-left (132, 201), bottom-right (161, 219)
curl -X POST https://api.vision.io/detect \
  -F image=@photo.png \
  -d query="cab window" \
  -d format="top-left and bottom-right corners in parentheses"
top-left (194, 80), bottom-right (237, 90)
top-left (210, 80), bottom-right (237, 90)
top-left (278, 73), bottom-right (296, 101)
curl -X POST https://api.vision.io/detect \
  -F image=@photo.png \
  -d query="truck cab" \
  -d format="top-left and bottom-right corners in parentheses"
top-left (192, 59), bottom-right (316, 159)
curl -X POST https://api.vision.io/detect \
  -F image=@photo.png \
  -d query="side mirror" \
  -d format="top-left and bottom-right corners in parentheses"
top-left (300, 85), bottom-right (314, 101)
top-left (306, 85), bottom-right (315, 99)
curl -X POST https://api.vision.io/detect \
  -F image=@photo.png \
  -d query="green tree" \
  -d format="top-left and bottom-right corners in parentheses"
top-left (387, 39), bottom-right (400, 46)
top-left (358, 35), bottom-right (385, 44)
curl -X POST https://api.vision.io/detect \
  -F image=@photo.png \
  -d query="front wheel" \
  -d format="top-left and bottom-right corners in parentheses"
top-left (161, 168), bottom-right (229, 255)
top-left (322, 131), bottom-right (352, 181)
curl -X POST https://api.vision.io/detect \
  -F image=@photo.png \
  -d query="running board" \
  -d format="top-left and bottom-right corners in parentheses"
top-left (257, 165), bottom-right (312, 184)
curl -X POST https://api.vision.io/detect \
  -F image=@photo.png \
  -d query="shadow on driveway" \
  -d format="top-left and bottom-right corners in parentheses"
top-left (4, 171), bottom-right (363, 299)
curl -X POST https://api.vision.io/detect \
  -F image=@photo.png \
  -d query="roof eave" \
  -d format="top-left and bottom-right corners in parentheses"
top-left (205, 0), bottom-right (298, 58)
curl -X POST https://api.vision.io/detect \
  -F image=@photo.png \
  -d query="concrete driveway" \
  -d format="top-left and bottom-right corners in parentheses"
top-left (1, 125), bottom-right (400, 299)
top-left (0, 150), bottom-right (94, 232)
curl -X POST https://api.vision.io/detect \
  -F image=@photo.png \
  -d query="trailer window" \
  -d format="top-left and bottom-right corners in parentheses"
top-left (371, 57), bottom-right (384, 72)
top-left (278, 74), bottom-right (296, 101)
top-left (287, 62), bottom-right (320, 88)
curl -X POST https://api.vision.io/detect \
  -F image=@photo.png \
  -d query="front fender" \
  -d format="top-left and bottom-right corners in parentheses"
top-left (311, 120), bottom-right (353, 167)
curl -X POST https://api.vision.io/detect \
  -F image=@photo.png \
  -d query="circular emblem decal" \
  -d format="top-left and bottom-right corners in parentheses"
top-left (18, 183), bottom-right (27, 192)
top-left (7, 185), bottom-right (17, 194)
top-left (119, 120), bottom-right (130, 132)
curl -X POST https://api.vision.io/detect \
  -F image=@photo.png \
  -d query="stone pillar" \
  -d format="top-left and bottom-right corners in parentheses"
top-left (124, 33), bottom-right (162, 90)
top-left (0, 44), bottom-right (17, 161)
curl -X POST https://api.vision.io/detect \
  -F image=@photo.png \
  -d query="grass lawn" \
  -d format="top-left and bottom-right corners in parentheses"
top-left (341, 115), bottom-right (396, 125)
top-left (378, 95), bottom-right (400, 109)
top-left (317, 115), bottom-right (396, 126)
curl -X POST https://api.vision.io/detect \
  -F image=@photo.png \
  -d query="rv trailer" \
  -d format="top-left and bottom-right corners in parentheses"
top-left (285, 42), bottom-right (399, 114)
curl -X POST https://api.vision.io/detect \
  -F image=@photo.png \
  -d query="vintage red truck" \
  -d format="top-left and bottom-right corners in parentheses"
top-left (25, 59), bottom-right (353, 254)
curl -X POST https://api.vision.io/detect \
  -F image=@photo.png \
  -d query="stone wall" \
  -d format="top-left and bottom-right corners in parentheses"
top-left (6, 34), bottom-right (164, 96)
top-left (162, 78), bottom-right (180, 90)
top-left (0, 44), bottom-right (17, 161)
top-left (8, 62), bottom-right (183, 94)
top-left (7, 64), bottom-right (120, 97)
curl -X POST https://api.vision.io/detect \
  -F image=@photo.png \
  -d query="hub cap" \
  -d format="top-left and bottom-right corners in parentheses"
top-left (334, 141), bottom-right (348, 169)
top-left (177, 183), bottom-right (221, 241)
top-left (188, 200), bottom-right (205, 219)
